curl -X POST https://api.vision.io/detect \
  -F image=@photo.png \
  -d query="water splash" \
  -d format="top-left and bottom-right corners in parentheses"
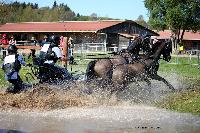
top-left (0, 71), bottom-right (193, 111)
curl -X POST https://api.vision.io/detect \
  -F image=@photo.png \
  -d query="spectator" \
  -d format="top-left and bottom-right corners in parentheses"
top-left (68, 37), bottom-right (75, 64)
top-left (41, 35), bottom-right (49, 46)
top-left (0, 34), bottom-right (9, 60)
top-left (179, 45), bottom-right (184, 55)
top-left (9, 36), bottom-right (16, 45)
top-left (2, 45), bottom-right (26, 93)
top-left (28, 37), bottom-right (37, 59)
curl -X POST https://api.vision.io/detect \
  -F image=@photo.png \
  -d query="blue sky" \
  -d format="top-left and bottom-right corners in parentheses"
top-left (15, 0), bottom-right (149, 21)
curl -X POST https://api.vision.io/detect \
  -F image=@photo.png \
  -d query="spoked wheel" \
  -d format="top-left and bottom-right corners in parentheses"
top-left (31, 65), bottom-right (40, 78)
top-left (24, 72), bottom-right (38, 88)
top-left (24, 64), bottom-right (40, 85)
top-left (25, 72), bottom-right (36, 84)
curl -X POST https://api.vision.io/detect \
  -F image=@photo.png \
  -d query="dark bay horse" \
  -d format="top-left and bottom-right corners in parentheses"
top-left (111, 40), bottom-right (174, 91)
top-left (86, 36), bottom-right (151, 82)
top-left (86, 40), bottom-right (174, 91)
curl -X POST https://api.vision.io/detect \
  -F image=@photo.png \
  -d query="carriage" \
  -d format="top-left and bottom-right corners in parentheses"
top-left (24, 57), bottom-right (85, 88)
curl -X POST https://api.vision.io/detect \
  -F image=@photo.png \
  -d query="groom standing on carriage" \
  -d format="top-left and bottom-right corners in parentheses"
top-left (34, 35), bottom-right (73, 83)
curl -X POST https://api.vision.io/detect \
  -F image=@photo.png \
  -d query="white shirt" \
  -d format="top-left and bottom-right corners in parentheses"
top-left (41, 44), bottom-right (62, 64)
top-left (3, 54), bottom-right (26, 80)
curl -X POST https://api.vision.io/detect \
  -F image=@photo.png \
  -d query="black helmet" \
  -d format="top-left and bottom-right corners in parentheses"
top-left (49, 35), bottom-right (60, 45)
top-left (7, 45), bottom-right (18, 54)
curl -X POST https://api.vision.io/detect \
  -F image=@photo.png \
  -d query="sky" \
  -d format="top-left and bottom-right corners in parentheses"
top-left (14, 0), bottom-right (149, 21)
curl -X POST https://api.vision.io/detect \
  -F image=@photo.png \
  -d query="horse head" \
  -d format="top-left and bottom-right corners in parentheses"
top-left (150, 39), bottom-right (172, 62)
top-left (141, 35), bottom-right (152, 55)
top-left (161, 40), bottom-right (172, 62)
top-left (127, 36), bottom-right (143, 54)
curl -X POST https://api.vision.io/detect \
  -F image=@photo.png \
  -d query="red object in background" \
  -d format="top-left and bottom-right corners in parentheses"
top-left (2, 34), bottom-right (6, 38)
top-left (0, 38), bottom-right (9, 45)
top-left (0, 35), bottom-right (9, 45)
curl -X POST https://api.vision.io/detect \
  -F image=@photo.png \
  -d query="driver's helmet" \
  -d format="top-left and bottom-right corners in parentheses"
top-left (7, 44), bottom-right (18, 54)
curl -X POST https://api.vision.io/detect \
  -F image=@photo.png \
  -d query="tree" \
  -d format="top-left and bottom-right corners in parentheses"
top-left (144, 0), bottom-right (200, 49)
top-left (53, 0), bottom-right (57, 8)
top-left (77, 13), bottom-right (80, 18)
top-left (0, 1), bottom-right (12, 24)
top-left (135, 15), bottom-right (148, 28)
top-left (90, 13), bottom-right (98, 21)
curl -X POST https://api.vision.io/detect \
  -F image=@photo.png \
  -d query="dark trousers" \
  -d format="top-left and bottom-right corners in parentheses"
top-left (7, 77), bottom-right (23, 93)
top-left (1, 48), bottom-right (6, 60)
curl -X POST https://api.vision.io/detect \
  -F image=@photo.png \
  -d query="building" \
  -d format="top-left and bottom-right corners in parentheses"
top-left (0, 20), bottom-right (158, 52)
top-left (155, 30), bottom-right (200, 53)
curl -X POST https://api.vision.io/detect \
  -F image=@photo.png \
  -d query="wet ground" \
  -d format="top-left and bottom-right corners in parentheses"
top-left (0, 73), bottom-right (199, 133)
top-left (0, 106), bottom-right (200, 133)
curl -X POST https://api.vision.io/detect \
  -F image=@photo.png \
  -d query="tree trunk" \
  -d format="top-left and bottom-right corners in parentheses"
top-left (180, 29), bottom-right (185, 45)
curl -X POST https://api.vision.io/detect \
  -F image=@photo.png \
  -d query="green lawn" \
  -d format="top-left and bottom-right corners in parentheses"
top-left (158, 57), bottom-right (200, 116)
top-left (158, 88), bottom-right (200, 116)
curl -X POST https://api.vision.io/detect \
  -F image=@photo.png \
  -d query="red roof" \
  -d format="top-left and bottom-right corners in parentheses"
top-left (157, 30), bottom-right (200, 41)
top-left (0, 21), bottom-right (123, 32)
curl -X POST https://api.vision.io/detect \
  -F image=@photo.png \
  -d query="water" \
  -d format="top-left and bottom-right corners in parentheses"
top-left (0, 73), bottom-right (199, 133)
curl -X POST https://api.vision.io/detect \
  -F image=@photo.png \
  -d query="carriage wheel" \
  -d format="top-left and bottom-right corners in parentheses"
top-left (31, 65), bottom-right (40, 78)
top-left (25, 72), bottom-right (36, 85)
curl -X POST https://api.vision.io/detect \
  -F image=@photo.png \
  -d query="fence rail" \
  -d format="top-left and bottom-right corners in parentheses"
top-left (164, 50), bottom-right (200, 66)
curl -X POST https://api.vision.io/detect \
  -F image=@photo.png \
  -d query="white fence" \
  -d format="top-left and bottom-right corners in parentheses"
top-left (73, 43), bottom-right (106, 53)
top-left (168, 50), bottom-right (200, 67)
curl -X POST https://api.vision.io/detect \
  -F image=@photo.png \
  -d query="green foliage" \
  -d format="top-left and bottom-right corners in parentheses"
top-left (0, 1), bottom-right (116, 24)
top-left (144, 0), bottom-right (200, 32)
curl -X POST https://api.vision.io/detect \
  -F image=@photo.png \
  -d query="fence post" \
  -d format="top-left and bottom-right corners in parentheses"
top-left (189, 51), bottom-right (192, 65)
top-left (62, 37), bottom-right (68, 68)
top-left (198, 50), bottom-right (200, 68)
top-left (176, 50), bottom-right (179, 64)
top-left (81, 43), bottom-right (83, 60)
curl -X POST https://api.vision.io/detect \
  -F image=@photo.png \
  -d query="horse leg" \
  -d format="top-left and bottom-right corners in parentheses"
top-left (144, 78), bottom-right (151, 87)
top-left (85, 60), bottom-right (97, 81)
top-left (151, 74), bottom-right (175, 91)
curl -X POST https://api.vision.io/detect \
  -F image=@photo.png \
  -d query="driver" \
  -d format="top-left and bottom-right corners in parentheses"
top-left (37, 35), bottom-right (72, 83)
top-left (2, 45), bottom-right (26, 93)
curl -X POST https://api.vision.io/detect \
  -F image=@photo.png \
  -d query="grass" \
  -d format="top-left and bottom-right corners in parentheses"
top-left (157, 57), bottom-right (200, 116)
top-left (158, 89), bottom-right (200, 116)
top-left (159, 63), bottom-right (200, 83)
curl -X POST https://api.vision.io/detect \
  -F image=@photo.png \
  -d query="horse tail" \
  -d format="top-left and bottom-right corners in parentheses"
top-left (85, 60), bottom-right (97, 81)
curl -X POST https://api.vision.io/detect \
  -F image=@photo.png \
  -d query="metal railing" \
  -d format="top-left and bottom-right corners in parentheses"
top-left (166, 50), bottom-right (200, 67)
top-left (73, 43), bottom-right (106, 53)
